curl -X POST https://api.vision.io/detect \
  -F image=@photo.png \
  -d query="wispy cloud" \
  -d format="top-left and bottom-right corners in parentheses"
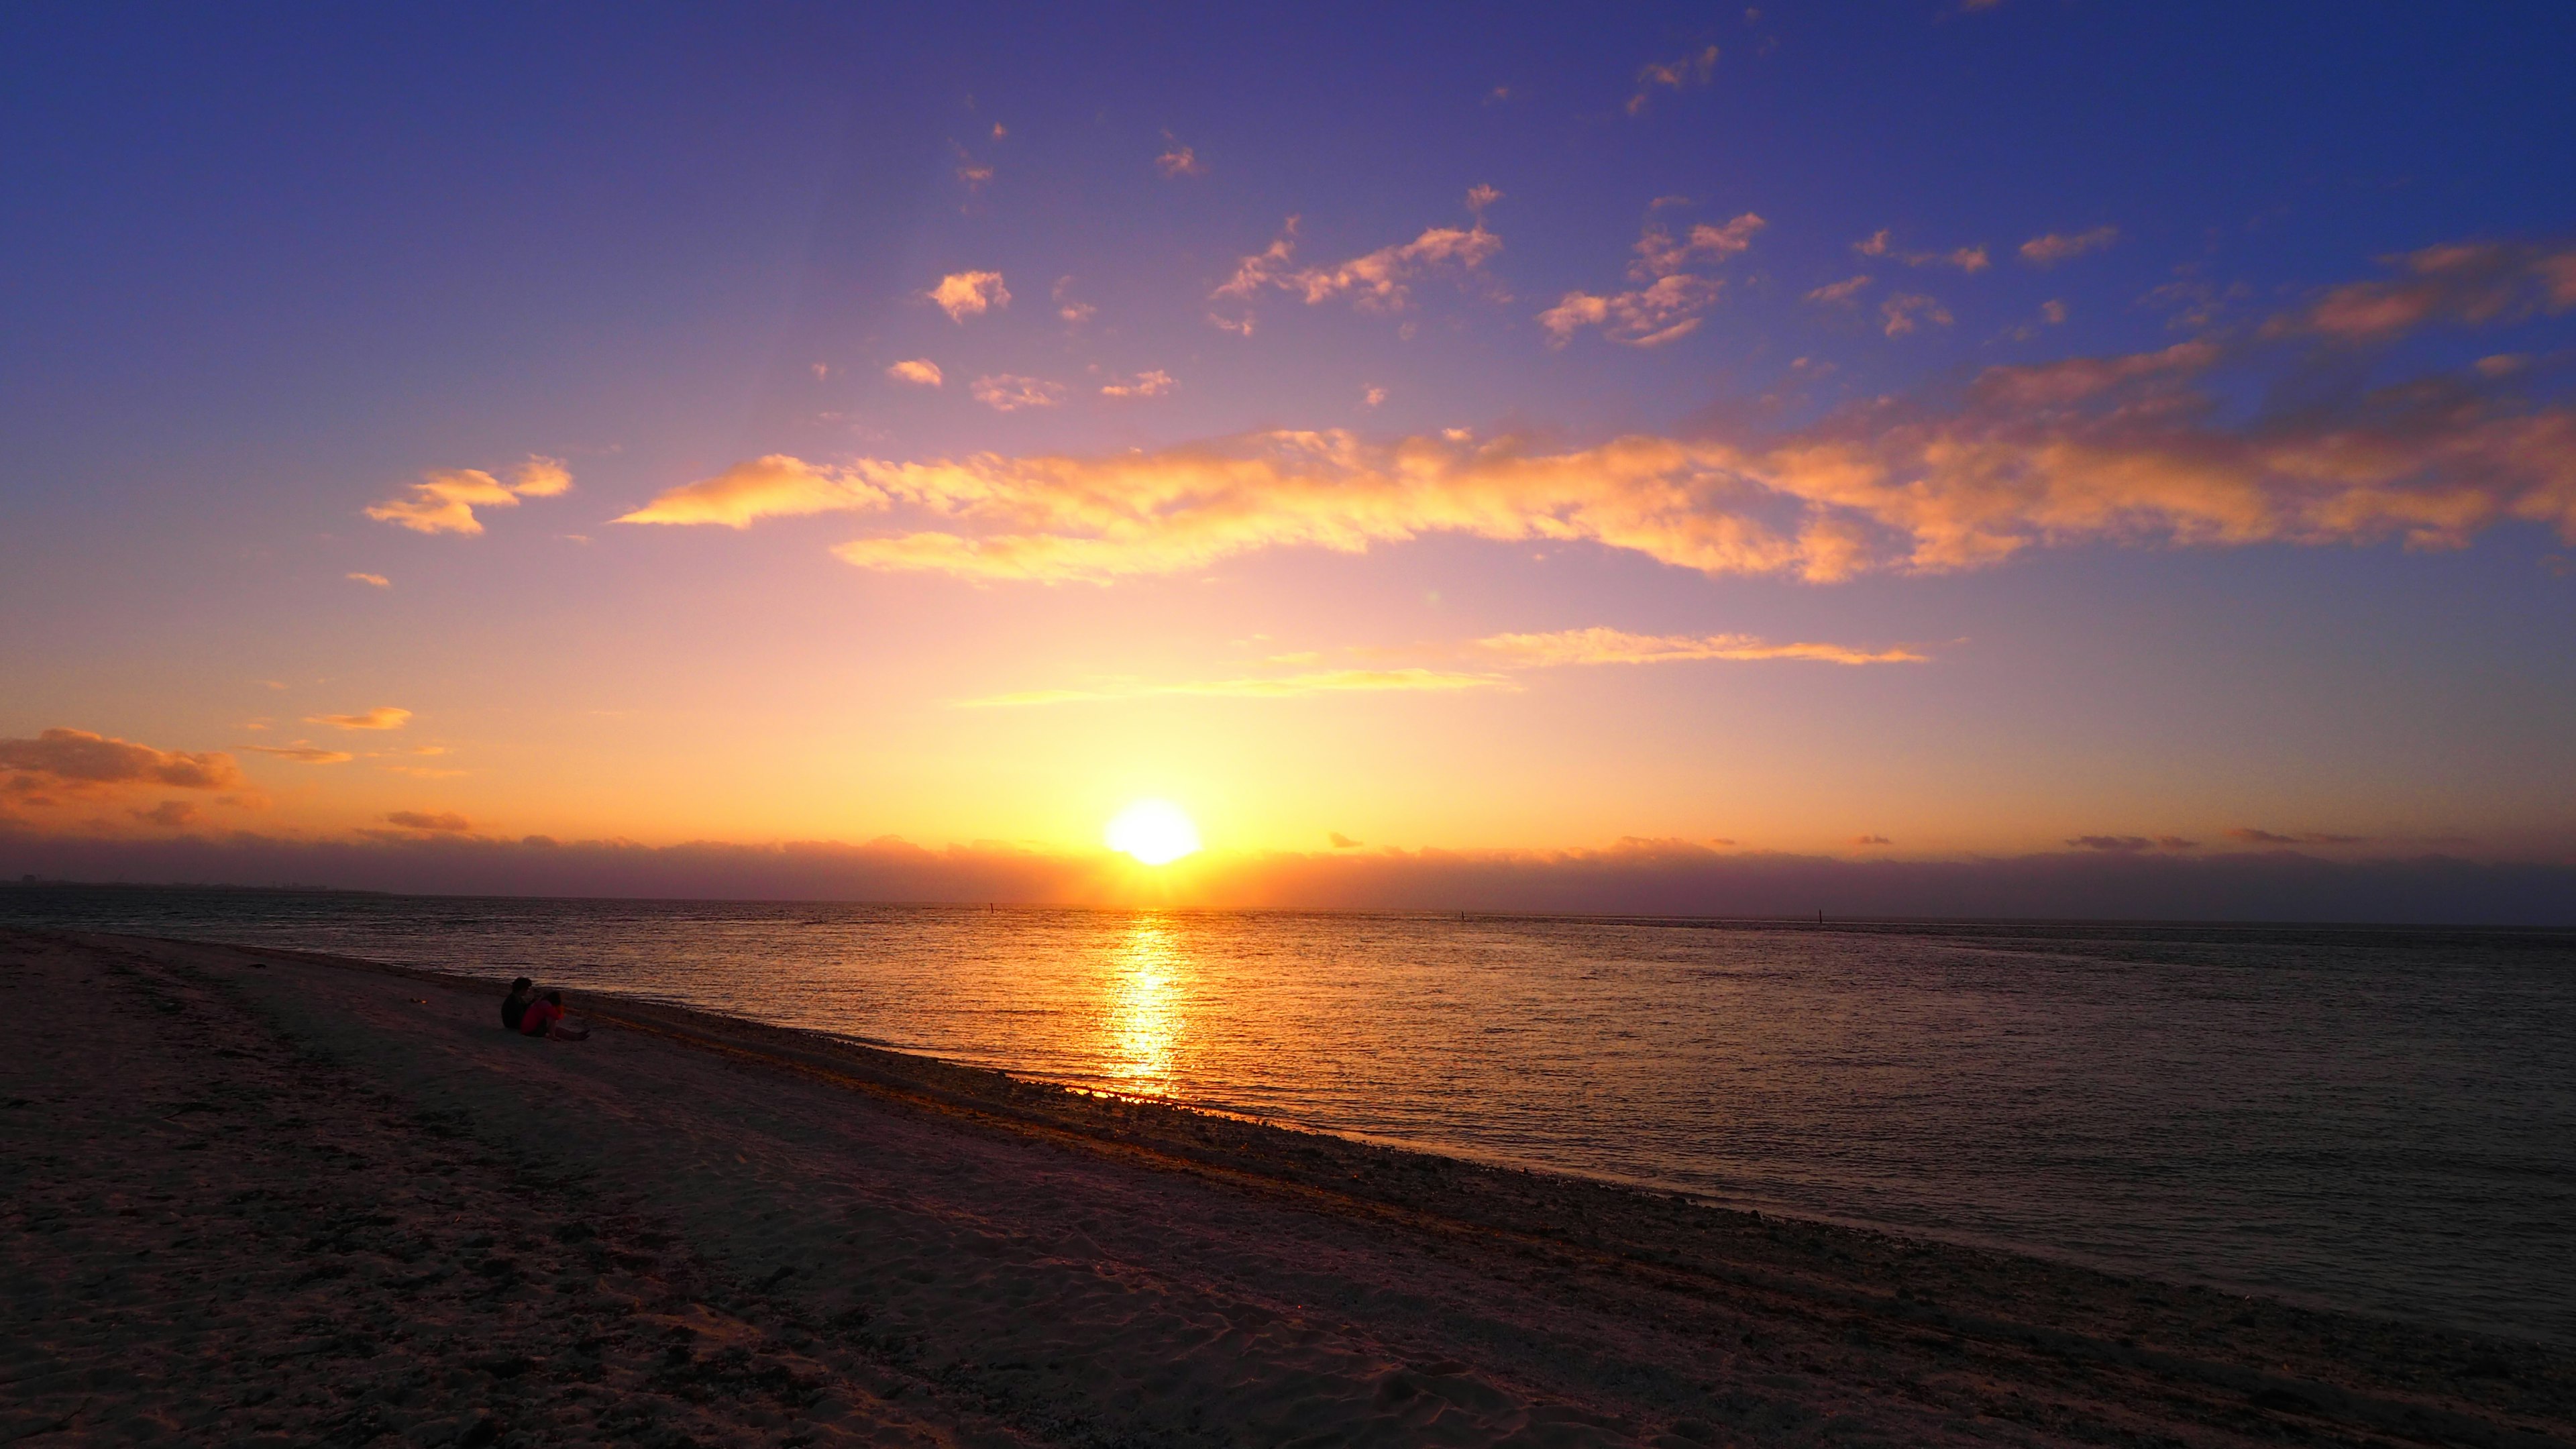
top-left (1477, 627), bottom-right (1925, 667)
top-left (971, 374), bottom-right (1067, 412)
top-left (306, 706), bottom-right (411, 731)
top-left (1099, 370), bottom-right (1175, 399)
top-left (619, 253), bottom-right (2576, 583)
top-left (959, 667), bottom-right (1512, 708)
top-left (2020, 225), bottom-right (2121, 266)
top-left (1856, 230), bottom-right (1989, 272)
top-left (1155, 134), bottom-right (1203, 178)
top-left (1806, 274), bottom-right (1873, 307)
top-left (1215, 213), bottom-right (1501, 313)
top-left (347, 572), bottom-right (390, 588)
top-left (365, 456), bottom-right (571, 535)
top-left (1881, 292), bottom-right (1953, 336)
top-left (2067, 835), bottom-right (2197, 851)
top-left (885, 359), bottom-right (943, 387)
top-left (130, 800), bottom-right (197, 828)
top-left (928, 270), bottom-right (1009, 322)
top-left (1628, 45), bottom-right (1719, 114)
top-left (1053, 276), bottom-right (1095, 325)
top-left (2264, 241), bottom-right (2576, 343)
top-left (2226, 827), bottom-right (2368, 846)
top-left (1541, 213), bottom-right (1763, 347)
top-left (241, 743), bottom-right (356, 764)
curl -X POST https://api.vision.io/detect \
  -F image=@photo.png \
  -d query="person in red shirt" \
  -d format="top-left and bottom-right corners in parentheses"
top-left (519, 989), bottom-right (566, 1038)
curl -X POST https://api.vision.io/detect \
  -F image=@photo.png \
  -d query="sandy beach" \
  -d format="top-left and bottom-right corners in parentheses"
top-left (4, 928), bottom-right (2569, 1448)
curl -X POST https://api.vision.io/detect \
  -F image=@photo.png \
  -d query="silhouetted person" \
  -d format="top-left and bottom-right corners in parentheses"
top-left (501, 977), bottom-right (535, 1031)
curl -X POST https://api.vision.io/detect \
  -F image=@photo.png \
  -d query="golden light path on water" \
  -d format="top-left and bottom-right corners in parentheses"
top-left (1099, 914), bottom-right (1188, 1093)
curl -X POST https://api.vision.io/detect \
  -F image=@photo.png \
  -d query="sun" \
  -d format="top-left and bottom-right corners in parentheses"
top-left (1105, 800), bottom-right (1202, 866)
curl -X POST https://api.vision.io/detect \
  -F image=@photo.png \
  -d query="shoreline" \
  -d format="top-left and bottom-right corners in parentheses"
top-left (8, 926), bottom-right (2572, 1446)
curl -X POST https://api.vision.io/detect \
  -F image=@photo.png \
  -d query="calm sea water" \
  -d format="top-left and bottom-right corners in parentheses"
top-left (9, 886), bottom-right (2572, 1345)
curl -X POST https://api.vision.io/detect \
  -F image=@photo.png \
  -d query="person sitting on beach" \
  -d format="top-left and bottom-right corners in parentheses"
top-left (501, 977), bottom-right (535, 1032)
top-left (518, 989), bottom-right (589, 1041)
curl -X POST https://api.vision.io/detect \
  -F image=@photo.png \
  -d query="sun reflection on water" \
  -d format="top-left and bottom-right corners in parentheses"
top-left (1100, 914), bottom-right (1189, 1093)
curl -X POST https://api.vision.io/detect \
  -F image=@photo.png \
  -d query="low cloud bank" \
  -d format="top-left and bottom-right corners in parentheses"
top-left (1, 831), bottom-right (2568, 925)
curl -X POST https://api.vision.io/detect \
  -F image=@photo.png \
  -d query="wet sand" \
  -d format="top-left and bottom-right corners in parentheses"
top-left (4, 928), bottom-right (2570, 1447)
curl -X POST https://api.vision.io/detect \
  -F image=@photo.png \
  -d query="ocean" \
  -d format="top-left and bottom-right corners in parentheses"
top-left (9, 885), bottom-right (2571, 1346)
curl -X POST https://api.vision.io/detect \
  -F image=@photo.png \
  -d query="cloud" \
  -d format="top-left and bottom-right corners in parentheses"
top-left (616, 455), bottom-right (885, 529)
top-left (130, 800), bottom-right (197, 828)
top-left (618, 259), bottom-right (2576, 584)
top-left (2265, 241), bottom-right (2576, 343)
top-left (0, 728), bottom-right (243, 792)
top-left (2067, 835), bottom-right (2198, 852)
top-left (2226, 828), bottom-right (2368, 846)
top-left (1806, 274), bottom-right (1873, 307)
top-left (1329, 832), bottom-right (1363, 849)
top-left (1155, 138), bottom-right (1203, 178)
top-left (928, 270), bottom-right (1009, 322)
top-left (241, 744), bottom-right (356, 764)
top-left (1477, 627), bottom-right (1925, 667)
top-left (1362, 386), bottom-right (1388, 409)
top-left (1053, 276), bottom-right (1095, 325)
top-left (1215, 215), bottom-right (1502, 313)
top-left (306, 706), bottom-right (411, 731)
top-left (1882, 292), bottom-right (1953, 337)
top-left (1856, 231), bottom-right (1989, 272)
top-left (1206, 312), bottom-right (1256, 337)
top-left (1628, 45), bottom-right (1719, 114)
top-left (347, 572), bottom-right (390, 588)
top-left (1465, 184), bottom-right (1503, 217)
top-left (971, 374), bottom-right (1068, 412)
top-left (1542, 213), bottom-right (1763, 347)
top-left (1099, 370), bottom-right (1175, 399)
top-left (383, 810), bottom-right (472, 833)
top-left (1852, 835), bottom-right (1892, 846)
top-left (2020, 226), bottom-right (2121, 266)
top-left (364, 456), bottom-right (572, 535)
top-left (885, 359), bottom-right (943, 387)
top-left (959, 667), bottom-right (1511, 707)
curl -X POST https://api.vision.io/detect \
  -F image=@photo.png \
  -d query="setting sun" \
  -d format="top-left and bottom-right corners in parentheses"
top-left (1105, 800), bottom-right (1202, 866)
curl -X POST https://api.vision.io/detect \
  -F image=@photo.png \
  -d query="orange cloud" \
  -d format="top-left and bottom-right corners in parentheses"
top-left (1857, 231), bottom-right (1989, 272)
top-left (307, 706), bottom-right (411, 731)
top-left (971, 374), bottom-right (1067, 412)
top-left (618, 288), bottom-right (2576, 584)
top-left (1882, 292), bottom-right (1953, 337)
top-left (2265, 241), bottom-right (2576, 343)
top-left (959, 667), bottom-right (1511, 708)
top-left (1329, 832), bottom-right (1363, 849)
top-left (383, 810), bottom-right (472, 833)
top-left (616, 455), bottom-right (886, 529)
top-left (928, 270), bottom-right (1008, 322)
top-left (1541, 212), bottom-right (1762, 347)
top-left (1099, 370), bottom-right (1175, 399)
top-left (2068, 835), bottom-right (2197, 851)
top-left (130, 800), bottom-right (198, 828)
top-left (1216, 217), bottom-right (1501, 313)
top-left (1852, 835), bottom-right (1892, 847)
top-left (1155, 137), bottom-right (1203, 178)
top-left (1628, 45), bottom-right (1719, 114)
top-left (2020, 226), bottom-right (2120, 266)
top-left (1806, 274), bottom-right (1873, 307)
top-left (0, 729), bottom-right (244, 792)
top-left (365, 456), bottom-right (572, 535)
top-left (1477, 627), bottom-right (1925, 667)
top-left (885, 359), bottom-right (943, 387)
top-left (347, 572), bottom-right (390, 588)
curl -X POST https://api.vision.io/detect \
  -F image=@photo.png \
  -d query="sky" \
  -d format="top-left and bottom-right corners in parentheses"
top-left (4, 3), bottom-right (2574, 914)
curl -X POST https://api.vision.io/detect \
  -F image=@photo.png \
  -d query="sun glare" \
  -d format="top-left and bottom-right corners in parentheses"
top-left (1105, 800), bottom-right (1202, 866)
